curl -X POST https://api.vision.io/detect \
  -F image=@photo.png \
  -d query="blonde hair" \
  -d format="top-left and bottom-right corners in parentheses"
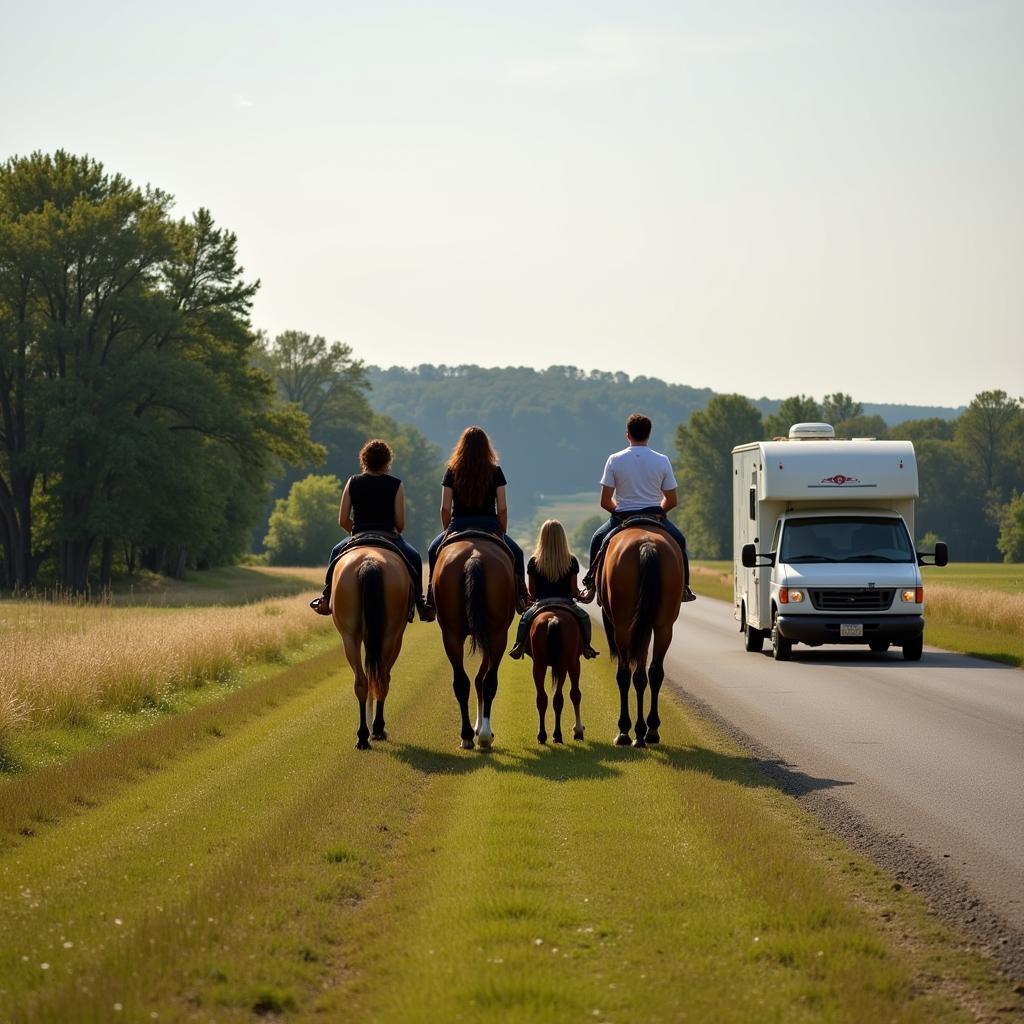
top-left (533, 520), bottom-right (573, 582)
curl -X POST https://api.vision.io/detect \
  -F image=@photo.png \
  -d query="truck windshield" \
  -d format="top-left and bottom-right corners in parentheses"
top-left (780, 517), bottom-right (915, 564)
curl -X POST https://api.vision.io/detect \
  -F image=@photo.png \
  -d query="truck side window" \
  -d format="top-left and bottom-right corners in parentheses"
top-left (770, 520), bottom-right (782, 553)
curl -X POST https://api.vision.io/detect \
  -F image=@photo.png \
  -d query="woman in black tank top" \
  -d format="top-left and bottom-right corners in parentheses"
top-left (310, 439), bottom-right (432, 620)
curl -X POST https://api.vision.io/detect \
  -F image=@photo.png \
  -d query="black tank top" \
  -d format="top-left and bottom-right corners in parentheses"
top-left (348, 473), bottom-right (400, 533)
top-left (528, 556), bottom-right (579, 600)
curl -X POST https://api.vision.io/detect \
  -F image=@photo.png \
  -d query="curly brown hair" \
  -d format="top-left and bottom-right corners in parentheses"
top-left (359, 439), bottom-right (393, 473)
top-left (447, 426), bottom-right (498, 510)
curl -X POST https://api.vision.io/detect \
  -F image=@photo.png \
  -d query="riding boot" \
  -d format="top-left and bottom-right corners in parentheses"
top-left (682, 586), bottom-right (697, 603)
top-left (582, 642), bottom-right (600, 659)
top-left (423, 583), bottom-right (435, 613)
top-left (515, 576), bottom-right (529, 615)
top-left (416, 595), bottom-right (436, 622)
top-left (310, 583), bottom-right (332, 615)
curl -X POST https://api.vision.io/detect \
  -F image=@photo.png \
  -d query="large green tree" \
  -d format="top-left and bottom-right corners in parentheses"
top-left (675, 394), bottom-right (763, 558)
top-left (0, 151), bottom-right (318, 589)
top-left (763, 395), bottom-right (822, 438)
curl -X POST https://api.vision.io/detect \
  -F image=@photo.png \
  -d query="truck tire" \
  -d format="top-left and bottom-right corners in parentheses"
top-left (771, 616), bottom-right (792, 661)
top-left (902, 635), bottom-right (923, 661)
top-left (869, 640), bottom-right (890, 653)
top-left (743, 608), bottom-right (765, 652)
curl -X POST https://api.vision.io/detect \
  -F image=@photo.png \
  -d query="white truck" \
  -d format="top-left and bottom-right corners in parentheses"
top-left (733, 423), bottom-right (948, 661)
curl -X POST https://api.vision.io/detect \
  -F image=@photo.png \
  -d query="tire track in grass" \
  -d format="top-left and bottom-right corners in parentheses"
top-left (0, 625), bottom-right (448, 1022)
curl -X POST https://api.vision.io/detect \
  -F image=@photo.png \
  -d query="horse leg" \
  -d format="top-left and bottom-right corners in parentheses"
top-left (569, 658), bottom-right (585, 741)
top-left (443, 632), bottom-right (475, 749)
top-left (615, 658), bottom-right (632, 746)
top-left (632, 663), bottom-right (649, 749)
top-left (477, 653), bottom-right (498, 749)
top-left (533, 656), bottom-right (548, 744)
top-left (342, 635), bottom-right (372, 750)
top-left (371, 673), bottom-right (389, 741)
top-left (552, 669), bottom-right (565, 744)
top-left (646, 630), bottom-right (670, 744)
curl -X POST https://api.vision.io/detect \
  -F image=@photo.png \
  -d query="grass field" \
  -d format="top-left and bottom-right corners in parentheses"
top-left (0, 622), bottom-right (1016, 1022)
top-left (510, 491), bottom-right (598, 546)
top-left (0, 567), bottom-right (331, 771)
top-left (690, 560), bottom-right (1024, 667)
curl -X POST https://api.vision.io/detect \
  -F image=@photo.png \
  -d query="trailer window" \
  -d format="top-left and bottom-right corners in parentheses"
top-left (779, 517), bottom-right (914, 564)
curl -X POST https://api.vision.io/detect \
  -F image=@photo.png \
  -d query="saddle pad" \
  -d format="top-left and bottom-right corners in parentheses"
top-left (437, 529), bottom-right (515, 565)
top-left (336, 533), bottom-right (419, 581)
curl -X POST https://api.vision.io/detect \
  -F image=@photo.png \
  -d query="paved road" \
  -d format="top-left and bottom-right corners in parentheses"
top-left (654, 596), bottom-right (1024, 933)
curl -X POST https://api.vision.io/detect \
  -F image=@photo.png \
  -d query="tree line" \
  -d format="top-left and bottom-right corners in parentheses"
top-left (674, 391), bottom-right (1024, 561)
top-left (0, 152), bottom-right (441, 590)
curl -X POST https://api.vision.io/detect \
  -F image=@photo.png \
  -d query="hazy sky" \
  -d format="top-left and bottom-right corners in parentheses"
top-left (3, 0), bottom-right (1022, 406)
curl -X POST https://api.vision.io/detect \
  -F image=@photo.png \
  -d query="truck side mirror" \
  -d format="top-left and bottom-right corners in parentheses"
top-left (741, 543), bottom-right (775, 568)
top-left (917, 541), bottom-right (949, 567)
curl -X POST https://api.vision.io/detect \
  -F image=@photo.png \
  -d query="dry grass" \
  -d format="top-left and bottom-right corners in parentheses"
top-left (925, 583), bottom-right (1024, 634)
top-left (0, 593), bottom-right (330, 738)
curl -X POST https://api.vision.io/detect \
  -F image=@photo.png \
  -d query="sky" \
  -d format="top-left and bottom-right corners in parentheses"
top-left (2, 0), bottom-right (1022, 407)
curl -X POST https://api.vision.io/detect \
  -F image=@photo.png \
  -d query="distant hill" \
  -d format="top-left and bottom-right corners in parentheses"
top-left (366, 363), bottom-right (963, 504)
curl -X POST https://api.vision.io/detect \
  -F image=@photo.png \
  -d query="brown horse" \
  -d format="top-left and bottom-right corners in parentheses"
top-left (331, 547), bottom-right (412, 749)
top-left (598, 527), bottom-right (683, 747)
top-left (528, 607), bottom-right (585, 744)
top-left (433, 536), bottom-right (515, 749)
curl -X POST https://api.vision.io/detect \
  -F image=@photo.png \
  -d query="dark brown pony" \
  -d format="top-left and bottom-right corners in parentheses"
top-left (433, 537), bottom-right (515, 749)
top-left (528, 607), bottom-right (585, 744)
top-left (598, 527), bottom-right (683, 747)
top-left (331, 548), bottom-right (412, 749)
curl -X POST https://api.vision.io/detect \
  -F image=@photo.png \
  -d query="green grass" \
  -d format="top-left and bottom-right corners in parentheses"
top-left (510, 491), bottom-right (599, 546)
top-left (0, 625), bottom-right (1014, 1022)
top-left (921, 561), bottom-right (1024, 593)
top-left (107, 564), bottom-right (321, 606)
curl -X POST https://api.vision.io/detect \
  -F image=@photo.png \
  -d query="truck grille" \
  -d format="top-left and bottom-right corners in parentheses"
top-left (809, 588), bottom-right (895, 611)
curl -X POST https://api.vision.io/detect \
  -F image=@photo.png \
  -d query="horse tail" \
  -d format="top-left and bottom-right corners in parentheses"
top-left (464, 555), bottom-right (489, 654)
top-left (546, 616), bottom-right (563, 683)
top-left (629, 542), bottom-right (661, 668)
top-left (358, 559), bottom-right (386, 699)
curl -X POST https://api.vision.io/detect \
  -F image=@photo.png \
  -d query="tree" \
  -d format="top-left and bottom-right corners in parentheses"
top-left (890, 418), bottom-right (956, 444)
top-left (833, 414), bottom-right (888, 439)
top-left (997, 493), bottom-right (1024, 563)
top-left (675, 395), bottom-right (764, 558)
top-left (764, 395), bottom-right (822, 438)
top-left (572, 514), bottom-right (604, 562)
top-left (822, 393), bottom-right (862, 424)
top-left (0, 151), bottom-right (320, 589)
top-left (264, 474), bottom-right (343, 566)
top-left (955, 390), bottom-right (1023, 494)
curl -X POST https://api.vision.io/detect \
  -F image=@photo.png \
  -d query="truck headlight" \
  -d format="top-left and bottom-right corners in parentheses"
top-left (901, 587), bottom-right (923, 603)
top-left (789, 589), bottom-right (804, 603)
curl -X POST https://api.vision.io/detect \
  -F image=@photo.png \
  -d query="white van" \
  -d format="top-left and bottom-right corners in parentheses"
top-left (733, 423), bottom-right (948, 661)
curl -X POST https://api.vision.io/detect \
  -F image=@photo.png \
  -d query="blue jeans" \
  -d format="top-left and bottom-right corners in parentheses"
top-left (325, 532), bottom-right (423, 596)
top-left (428, 515), bottom-right (526, 582)
top-left (587, 508), bottom-right (689, 586)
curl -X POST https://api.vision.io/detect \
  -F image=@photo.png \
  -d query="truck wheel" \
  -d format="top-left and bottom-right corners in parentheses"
top-left (902, 635), bottom-right (923, 661)
top-left (771, 618), bottom-right (792, 661)
top-left (744, 619), bottom-right (765, 653)
top-left (869, 640), bottom-right (890, 654)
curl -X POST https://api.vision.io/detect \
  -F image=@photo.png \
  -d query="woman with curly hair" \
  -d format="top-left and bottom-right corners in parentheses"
top-left (425, 426), bottom-right (527, 611)
top-left (310, 438), bottom-right (432, 620)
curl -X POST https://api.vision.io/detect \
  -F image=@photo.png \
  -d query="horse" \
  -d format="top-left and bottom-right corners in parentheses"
top-left (598, 527), bottom-right (683, 748)
top-left (330, 547), bottom-right (413, 749)
top-left (433, 535), bottom-right (516, 749)
top-left (528, 606), bottom-right (585, 744)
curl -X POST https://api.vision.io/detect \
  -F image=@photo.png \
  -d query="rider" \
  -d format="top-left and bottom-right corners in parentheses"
top-left (425, 426), bottom-right (528, 613)
top-left (581, 412), bottom-right (696, 602)
top-left (310, 438), bottom-right (433, 621)
top-left (509, 519), bottom-right (599, 660)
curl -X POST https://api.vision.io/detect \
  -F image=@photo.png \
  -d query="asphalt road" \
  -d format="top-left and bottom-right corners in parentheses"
top-left (652, 596), bottom-right (1024, 939)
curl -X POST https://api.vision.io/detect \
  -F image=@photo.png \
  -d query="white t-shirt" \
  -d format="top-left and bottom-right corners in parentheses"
top-left (600, 445), bottom-right (678, 512)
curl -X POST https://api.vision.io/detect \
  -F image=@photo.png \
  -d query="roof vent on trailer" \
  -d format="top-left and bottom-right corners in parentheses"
top-left (788, 422), bottom-right (835, 440)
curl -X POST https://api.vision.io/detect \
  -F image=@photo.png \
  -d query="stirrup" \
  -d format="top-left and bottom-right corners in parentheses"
top-left (583, 644), bottom-right (600, 659)
top-left (682, 586), bottom-right (697, 603)
top-left (509, 642), bottom-right (525, 660)
top-left (310, 596), bottom-right (332, 616)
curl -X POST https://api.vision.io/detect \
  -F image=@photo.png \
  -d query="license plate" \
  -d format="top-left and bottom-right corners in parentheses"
top-left (840, 623), bottom-right (864, 638)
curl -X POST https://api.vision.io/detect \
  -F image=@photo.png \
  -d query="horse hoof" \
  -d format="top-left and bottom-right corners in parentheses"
top-left (538, 733), bottom-right (547, 744)
top-left (646, 730), bottom-right (660, 744)
top-left (476, 735), bottom-right (493, 750)
top-left (614, 733), bottom-right (631, 746)
top-left (372, 730), bottom-right (388, 742)
top-left (632, 737), bottom-right (647, 749)
top-left (553, 733), bottom-right (564, 744)
top-left (356, 739), bottom-right (372, 750)
top-left (460, 738), bottom-right (475, 750)
top-left (573, 728), bottom-right (585, 741)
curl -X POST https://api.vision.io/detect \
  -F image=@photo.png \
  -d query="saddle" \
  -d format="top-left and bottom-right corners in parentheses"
top-left (435, 528), bottom-right (515, 567)
top-left (330, 532), bottom-right (420, 585)
top-left (588, 514), bottom-right (671, 608)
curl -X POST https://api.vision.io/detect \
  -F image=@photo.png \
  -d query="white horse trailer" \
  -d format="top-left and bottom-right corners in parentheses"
top-left (733, 423), bottom-right (948, 661)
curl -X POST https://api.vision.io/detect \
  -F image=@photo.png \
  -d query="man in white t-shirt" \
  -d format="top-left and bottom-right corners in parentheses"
top-left (582, 413), bottom-right (694, 601)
